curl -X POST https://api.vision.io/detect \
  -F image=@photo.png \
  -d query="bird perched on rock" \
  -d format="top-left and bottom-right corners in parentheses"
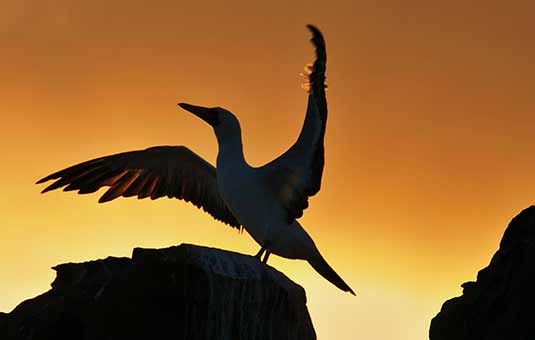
top-left (37, 25), bottom-right (355, 295)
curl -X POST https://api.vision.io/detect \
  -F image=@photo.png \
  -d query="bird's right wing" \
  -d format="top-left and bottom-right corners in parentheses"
top-left (36, 145), bottom-right (241, 229)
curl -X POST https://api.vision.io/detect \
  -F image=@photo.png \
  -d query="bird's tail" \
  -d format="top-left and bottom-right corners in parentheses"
top-left (307, 253), bottom-right (355, 295)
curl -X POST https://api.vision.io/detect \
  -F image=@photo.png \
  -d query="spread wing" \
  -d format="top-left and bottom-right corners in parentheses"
top-left (260, 25), bottom-right (328, 223)
top-left (36, 145), bottom-right (241, 229)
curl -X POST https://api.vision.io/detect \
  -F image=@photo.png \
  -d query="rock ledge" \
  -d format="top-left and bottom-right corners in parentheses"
top-left (0, 244), bottom-right (316, 340)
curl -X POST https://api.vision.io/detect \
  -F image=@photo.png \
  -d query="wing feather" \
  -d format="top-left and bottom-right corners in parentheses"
top-left (260, 25), bottom-right (328, 223)
top-left (37, 146), bottom-right (240, 229)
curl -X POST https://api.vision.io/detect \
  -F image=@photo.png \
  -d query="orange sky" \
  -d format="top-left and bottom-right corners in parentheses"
top-left (1, 1), bottom-right (535, 338)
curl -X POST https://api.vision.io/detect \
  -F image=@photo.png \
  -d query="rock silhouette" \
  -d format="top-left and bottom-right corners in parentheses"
top-left (430, 206), bottom-right (535, 340)
top-left (0, 244), bottom-right (316, 340)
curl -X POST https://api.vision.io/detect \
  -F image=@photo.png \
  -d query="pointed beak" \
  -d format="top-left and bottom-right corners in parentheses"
top-left (178, 103), bottom-right (219, 126)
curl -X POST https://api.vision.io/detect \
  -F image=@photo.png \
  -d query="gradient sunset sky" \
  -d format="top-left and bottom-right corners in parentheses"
top-left (2, 1), bottom-right (535, 339)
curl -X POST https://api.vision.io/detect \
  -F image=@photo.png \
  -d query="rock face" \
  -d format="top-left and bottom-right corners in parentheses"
top-left (430, 206), bottom-right (535, 340)
top-left (0, 244), bottom-right (316, 340)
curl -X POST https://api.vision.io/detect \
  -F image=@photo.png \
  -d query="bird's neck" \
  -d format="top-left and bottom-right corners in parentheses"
top-left (216, 131), bottom-right (247, 170)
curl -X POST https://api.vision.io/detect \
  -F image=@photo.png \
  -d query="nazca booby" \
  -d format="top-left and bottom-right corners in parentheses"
top-left (37, 25), bottom-right (355, 295)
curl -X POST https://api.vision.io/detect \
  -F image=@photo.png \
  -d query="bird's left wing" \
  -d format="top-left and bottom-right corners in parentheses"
top-left (259, 25), bottom-right (328, 223)
top-left (36, 145), bottom-right (241, 229)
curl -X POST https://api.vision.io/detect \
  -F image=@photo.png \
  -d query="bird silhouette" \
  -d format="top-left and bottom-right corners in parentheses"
top-left (37, 25), bottom-right (355, 295)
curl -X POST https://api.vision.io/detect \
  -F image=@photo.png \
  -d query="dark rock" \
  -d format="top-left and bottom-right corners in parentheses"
top-left (0, 244), bottom-right (316, 340)
top-left (0, 312), bottom-right (6, 328)
top-left (430, 206), bottom-right (535, 340)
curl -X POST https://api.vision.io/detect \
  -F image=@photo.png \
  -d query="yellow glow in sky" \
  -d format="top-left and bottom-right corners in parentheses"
top-left (1, 1), bottom-right (535, 339)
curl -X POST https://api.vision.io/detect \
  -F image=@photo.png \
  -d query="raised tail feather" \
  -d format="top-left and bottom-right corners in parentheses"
top-left (307, 254), bottom-right (355, 295)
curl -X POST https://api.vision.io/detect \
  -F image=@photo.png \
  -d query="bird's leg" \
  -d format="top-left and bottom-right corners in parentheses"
top-left (254, 241), bottom-right (271, 261)
top-left (262, 251), bottom-right (271, 264)
top-left (254, 246), bottom-right (266, 260)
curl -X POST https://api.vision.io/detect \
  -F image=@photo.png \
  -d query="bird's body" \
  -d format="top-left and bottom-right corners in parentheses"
top-left (37, 25), bottom-right (355, 295)
top-left (213, 114), bottom-right (318, 261)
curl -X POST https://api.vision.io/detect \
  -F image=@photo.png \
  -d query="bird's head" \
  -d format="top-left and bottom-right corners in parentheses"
top-left (178, 103), bottom-right (241, 144)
